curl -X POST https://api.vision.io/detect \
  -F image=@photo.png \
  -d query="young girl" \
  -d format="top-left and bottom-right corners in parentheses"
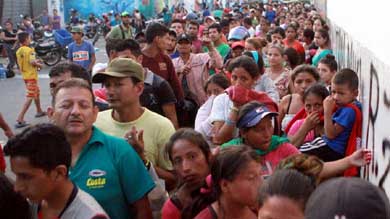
top-left (208, 56), bottom-right (267, 145)
top-left (264, 44), bottom-right (291, 99)
top-left (278, 65), bottom-right (320, 133)
top-left (243, 50), bottom-right (280, 103)
top-left (194, 146), bottom-right (262, 219)
top-left (283, 24), bottom-right (305, 61)
top-left (317, 54), bottom-right (338, 87)
top-left (312, 28), bottom-right (332, 67)
top-left (258, 169), bottom-right (314, 219)
top-left (286, 84), bottom-right (329, 147)
top-left (195, 74), bottom-right (231, 143)
top-left (162, 129), bottom-right (213, 219)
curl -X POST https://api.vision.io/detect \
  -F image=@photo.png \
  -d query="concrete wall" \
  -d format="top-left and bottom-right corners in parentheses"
top-left (322, 0), bottom-right (390, 195)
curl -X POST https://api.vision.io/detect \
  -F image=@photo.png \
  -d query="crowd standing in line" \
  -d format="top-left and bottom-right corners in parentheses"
top-left (0, 1), bottom-right (389, 219)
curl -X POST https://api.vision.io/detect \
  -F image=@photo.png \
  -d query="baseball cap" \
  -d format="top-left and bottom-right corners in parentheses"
top-left (205, 16), bottom-right (215, 22)
top-left (228, 26), bottom-right (250, 41)
top-left (92, 58), bottom-right (144, 83)
top-left (237, 105), bottom-right (278, 128)
top-left (305, 177), bottom-right (390, 219)
top-left (177, 33), bottom-right (191, 43)
top-left (70, 26), bottom-right (83, 33)
top-left (231, 41), bottom-right (245, 49)
top-left (121, 11), bottom-right (130, 17)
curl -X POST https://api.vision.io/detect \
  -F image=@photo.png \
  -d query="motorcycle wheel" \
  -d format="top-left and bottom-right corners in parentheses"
top-left (43, 50), bottom-right (61, 66)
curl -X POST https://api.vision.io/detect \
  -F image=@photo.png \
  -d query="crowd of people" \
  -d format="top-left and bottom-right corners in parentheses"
top-left (1, 1), bottom-right (390, 219)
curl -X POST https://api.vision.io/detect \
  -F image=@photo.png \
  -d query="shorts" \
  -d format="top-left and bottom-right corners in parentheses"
top-left (24, 79), bottom-right (40, 98)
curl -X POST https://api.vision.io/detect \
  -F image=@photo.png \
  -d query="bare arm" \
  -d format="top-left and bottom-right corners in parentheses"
top-left (155, 166), bottom-right (176, 191)
top-left (212, 109), bottom-right (239, 145)
top-left (0, 113), bottom-right (14, 138)
top-left (207, 47), bottom-right (223, 69)
top-left (323, 96), bottom-right (344, 139)
top-left (133, 196), bottom-right (153, 219)
top-left (320, 149), bottom-right (371, 180)
top-left (162, 103), bottom-right (179, 130)
top-left (278, 95), bottom-right (289, 132)
top-left (288, 113), bottom-right (320, 147)
top-left (88, 53), bottom-right (96, 72)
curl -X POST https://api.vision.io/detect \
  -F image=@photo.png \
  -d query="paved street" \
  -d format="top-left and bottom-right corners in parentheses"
top-left (0, 37), bottom-right (108, 179)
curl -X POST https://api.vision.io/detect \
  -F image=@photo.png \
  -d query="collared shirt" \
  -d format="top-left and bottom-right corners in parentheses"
top-left (69, 127), bottom-right (155, 219)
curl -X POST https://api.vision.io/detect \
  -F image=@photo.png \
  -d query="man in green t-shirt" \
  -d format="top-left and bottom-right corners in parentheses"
top-left (106, 11), bottom-right (133, 39)
top-left (205, 23), bottom-right (230, 74)
top-left (48, 78), bottom-right (154, 219)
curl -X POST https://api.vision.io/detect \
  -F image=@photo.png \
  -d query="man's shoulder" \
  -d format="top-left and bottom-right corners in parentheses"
top-left (64, 188), bottom-right (108, 219)
top-left (142, 109), bottom-right (175, 128)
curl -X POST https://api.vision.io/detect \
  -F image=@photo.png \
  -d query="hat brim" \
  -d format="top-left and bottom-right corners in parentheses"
top-left (238, 112), bottom-right (278, 128)
top-left (92, 71), bottom-right (130, 83)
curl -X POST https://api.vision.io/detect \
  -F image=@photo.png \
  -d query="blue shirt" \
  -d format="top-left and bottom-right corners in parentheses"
top-left (323, 102), bottom-right (361, 155)
top-left (265, 10), bottom-right (276, 23)
top-left (69, 127), bottom-right (155, 219)
top-left (68, 40), bottom-right (95, 70)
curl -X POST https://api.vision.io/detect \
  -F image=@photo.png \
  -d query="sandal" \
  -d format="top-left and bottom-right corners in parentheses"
top-left (15, 121), bottom-right (29, 129)
top-left (35, 112), bottom-right (47, 118)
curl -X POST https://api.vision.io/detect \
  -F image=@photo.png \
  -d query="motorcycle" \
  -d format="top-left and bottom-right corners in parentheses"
top-left (92, 17), bottom-right (110, 46)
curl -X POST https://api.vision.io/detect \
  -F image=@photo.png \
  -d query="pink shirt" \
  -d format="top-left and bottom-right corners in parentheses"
top-left (287, 119), bottom-right (315, 143)
top-left (172, 51), bottom-right (223, 105)
top-left (261, 142), bottom-right (300, 176)
top-left (162, 198), bottom-right (181, 219)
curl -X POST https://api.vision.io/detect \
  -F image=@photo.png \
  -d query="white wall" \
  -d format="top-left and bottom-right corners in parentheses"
top-left (325, 0), bottom-right (390, 195)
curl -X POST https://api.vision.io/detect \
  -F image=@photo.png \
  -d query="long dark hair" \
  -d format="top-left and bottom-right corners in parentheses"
top-left (165, 128), bottom-right (214, 219)
top-left (211, 146), bottom-right (261, 219)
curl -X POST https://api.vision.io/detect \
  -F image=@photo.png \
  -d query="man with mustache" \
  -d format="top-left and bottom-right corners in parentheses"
top-left (47, 78), bottom-right (155, 219)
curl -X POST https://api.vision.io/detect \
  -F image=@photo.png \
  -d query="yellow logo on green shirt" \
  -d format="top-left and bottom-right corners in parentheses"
top-left (86, 169), bottom-right (107, 189)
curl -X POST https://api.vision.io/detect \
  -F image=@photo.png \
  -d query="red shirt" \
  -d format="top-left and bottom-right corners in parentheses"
top-left (0, 145), bottom-right (5, 172)
top-left (283, 39), bottom-right (305, 55)
top-left (142, 53), bottom-right (184, 101)
top-left (162, 198), bottom-right (181, 219)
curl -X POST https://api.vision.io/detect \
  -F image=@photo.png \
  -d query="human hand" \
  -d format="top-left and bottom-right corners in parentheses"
top-left (302, 112), bottom-right (320, 130)
top-left (4, 129), bottom-right (14, 139)
top-left (323, 96), bottom-right (336, 114)
top-left (182, 64), bottom-right (191, 75)
top-left (348, 149), bottom-right (372, 167)
top-left (124, 126), bottom-right (145, 160)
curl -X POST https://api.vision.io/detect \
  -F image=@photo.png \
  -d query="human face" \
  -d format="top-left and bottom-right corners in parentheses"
top-left (11, 157), bottom-right (56, 203)
top-left (267, 47), bottom-right (283, 67)
top-left (229, 20), bottom-right (240, 30)
top-left (208, 28), bottom-right (220, 42)
top-left (286, 27), bottom-right (296, 40)
top-left (245, 42), bottom-right (256, 51)
top-left (223, 160), bottom-right (263, 206)
top-left (331, 83), bottom-right (358, 106)
top-left (5, 22), bottom-right (13, 30)
top-left (71, 32), bottom-right (82, 41)
top-left (121, 15), bottom-right (130, 25)
top-left (49, 87), bottom-right (98, 137)
top-left (293, 72), bottom-right (317, 95)
top-left (171, 139), bottom-right (210, 188)
top-left (171, 22), bottom-right (184, 35)
top-left (258, 196), bottom-right (304, 219)
top-left (260, 20), bottom-right (269, 33)
top-left (304, 93), bottom-right (324, 114)
top-left (313, 19), bottom-right (322, 32)
top-left (156, 33), bottom-right (171, 51)
top-left (242, 115), bottom-right (274, 150)
top-left (206, 82), bottom-right (225, 97)
top-left (232, 47), bottom-right (245, 58)
top-left (304, 20), bottom-right (313, 30)
top-left (166, 35), bottom-right (177, 52)
top-left (231, 67), bottom-right (257, 89)
top-left (103, 76), bottom-right (143, 109)
top-left (49, 72), bottom-right (72, 96)
top-left (317, 63), bottom-right (335, 85)
top-left (177, 41), bottom-right (191, 54)
top-left (271, 33), bottom-right (283, 43)
top-left (187, 24), bottom-right (198, 37)
top-left (314, 31), bottom-right (327, 48)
